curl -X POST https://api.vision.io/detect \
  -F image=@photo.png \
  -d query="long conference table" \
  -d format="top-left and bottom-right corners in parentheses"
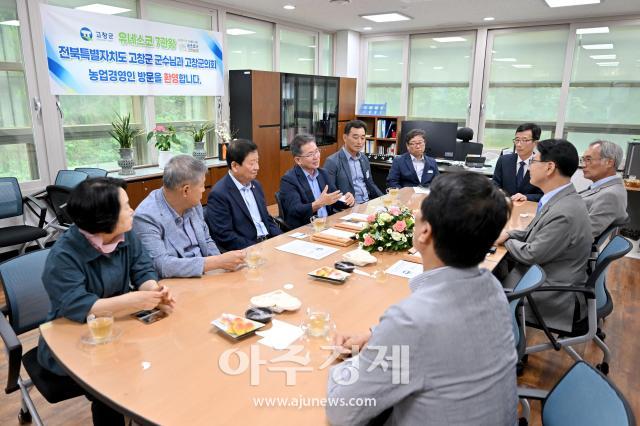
top-left (40, 188), bottom-right (536, 425)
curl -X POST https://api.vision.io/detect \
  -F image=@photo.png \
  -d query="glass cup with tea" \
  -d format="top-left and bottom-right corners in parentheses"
top-left (86, 311), bottom-right (114, 344)
top-left (387, 187), bottom-right (400, 200)
top-left (246, 245), bottom-right (264, 269)
top-left (310, 215), bottom-right (327, 233)
top-left (302, 308), bottom-right (335, 339)
top-left (382, 195), bottom-right (394, 208)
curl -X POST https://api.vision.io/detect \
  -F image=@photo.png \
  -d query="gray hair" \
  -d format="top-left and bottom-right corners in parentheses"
top-left (290, 134), bottom-right (315, 157)
top-left (163, 155), bottom-right (208, 189)
top-left (590, 140), bottom-right (624, 169)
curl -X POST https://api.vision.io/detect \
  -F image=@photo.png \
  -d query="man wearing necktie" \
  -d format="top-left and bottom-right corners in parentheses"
top-left (492, 123), bottom-right (543, 202)
top-left (205, 139), bottom-right (283, 251)
top-left (495, 139), bottom-right (592, 333)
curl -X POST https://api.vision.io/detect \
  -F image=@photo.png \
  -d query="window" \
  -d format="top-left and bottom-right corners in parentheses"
top-left (365, 39), bottom-right (403, 115)
top-left (146, 1), bottom-right (216, 156)
top-left (320, 33), bottom-right (333, 76)
top-left (280, 28), bottom-right (316, 74)
top-left (0, 0), bottom-right (40, 182)
top-left (409, 32), bottom-right (475, 123)
top-left (227, 14), bottom-right (273, 71)
top-left (482, 28), bottom-right (569, 149)
top-left (564, 23), bottom-right (640, 155)
top-left (49, 0), bottom-right (143, 170)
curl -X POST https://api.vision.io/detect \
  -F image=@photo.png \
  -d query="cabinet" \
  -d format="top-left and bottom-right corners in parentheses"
top-left (356, 115), bottom-right (404, 160)
top-left (229, 70), bottom-right (356, 204)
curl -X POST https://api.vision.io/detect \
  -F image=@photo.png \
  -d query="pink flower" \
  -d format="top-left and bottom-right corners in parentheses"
top-left (392, 220), bottom-right (407, 233)
top-left (389, 206), bottom-right (401, 216)
top-left (367, 214), bottom-right (376, 223)
top-left (154, 125), bottom-right (166, 132)
top-left (363, 235), bottom-right (375, 246)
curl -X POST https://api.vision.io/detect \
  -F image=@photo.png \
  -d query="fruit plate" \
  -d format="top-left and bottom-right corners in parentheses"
top-left (211, 313), bottom-right (266, 339)
top-left (308, 266), bottom-right (350, 284)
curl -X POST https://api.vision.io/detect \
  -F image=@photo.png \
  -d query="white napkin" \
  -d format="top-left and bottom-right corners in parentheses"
top-left (255, 319), bottom-right (304, 350)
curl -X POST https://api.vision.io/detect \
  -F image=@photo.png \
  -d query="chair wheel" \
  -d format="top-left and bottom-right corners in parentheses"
top-left (596, 362), bottom-right (610, 375)
top-left (18, 408), bottom-right (32, 424)
top-left (518, 417), bottom-right (528, 426)
top-left (516, 361), bottom-right (525, 376)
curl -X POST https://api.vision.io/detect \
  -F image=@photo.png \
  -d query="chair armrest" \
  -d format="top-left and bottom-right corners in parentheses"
top-left (0, 314), bottom-right (22, 394)
top-left (23, 195), bottom-right (48, 228)
top-left (518, 386), bottom-right (548, 401)
top-left (531, 286), bottom-right (595, 298)
top-left (272, 216), bottom-right (291, 233)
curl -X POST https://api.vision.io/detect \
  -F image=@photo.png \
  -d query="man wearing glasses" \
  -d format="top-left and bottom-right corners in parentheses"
top-left (492, 123), bottom-right (543, 202)
top-left (496, 139), bottom-right (592, 333)
top-left (386, 128), bottom-right (439, 188)
top-left (580, 140), bottom-right (628, 239)
top-left (279, 134), bottom-right (355, 229)
top-left (325, 120), bottom-right (383, 203)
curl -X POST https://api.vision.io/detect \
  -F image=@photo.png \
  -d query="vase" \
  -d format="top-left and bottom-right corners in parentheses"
top-left (118, 148), bottom-right (136, 176)
top-left (192, 141), bottom-right (206, 161)
top-left (217, 142), bottom-right (229, 161)
top-left (158, 150), bottom-right (175, 169)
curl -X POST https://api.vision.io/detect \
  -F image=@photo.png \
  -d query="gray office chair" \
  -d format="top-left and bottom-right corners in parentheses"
top-left (74, 167), bottom-right (108, 178)
top-left (518, 361), bottom-right (635, 426)
top-left (522, 236), bottom-right (632, 375)
top-left (0, 249), bottom-right (85, 425)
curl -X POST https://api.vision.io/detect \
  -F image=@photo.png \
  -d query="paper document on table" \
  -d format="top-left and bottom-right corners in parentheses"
top-left (385, 260), bottom-right (423, 279)
top-left (256, 319), bottom-right (304, 350)
top-left (413, 187), bottom-right (430, 194)
top-left (318, 228), bottom-right (355, 239)
top-left (341, 213), bottom-right (369, 222)
top-left (275, 240), bottom-right (339, 260)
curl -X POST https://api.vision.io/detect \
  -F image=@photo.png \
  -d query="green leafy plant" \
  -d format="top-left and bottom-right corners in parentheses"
top-left (188, 121), bottom-right (215, 143)
top-left (146, 125), bottom-right (179, 151)
top-left (109, 113), bottom-right (143, 149)
top-left (356, 206), bottom-right (415, 253)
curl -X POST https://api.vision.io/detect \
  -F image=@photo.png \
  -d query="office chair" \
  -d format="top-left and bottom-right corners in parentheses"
top-left (518, 361), bottom-right (634, 426)
top-left (273, 191), bottom-right (291, 232)
top-left (74, 167), bottom-right (108, 178)
top-left (522, 236), bottom-right (632, 375)
top-left (0, 177), bottom-right (48, 254)
top-left (52, 170), bottom-right (88, 189)
top-left (505, 265), bottom-right (546, 376)
top-left (42, 185), bottom-right (74, 234)
top-left (0, 249), bottom-right (85, 425)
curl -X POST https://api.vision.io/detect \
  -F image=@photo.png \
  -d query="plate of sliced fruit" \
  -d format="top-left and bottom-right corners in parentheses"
top-left (308, 266), bottom-right (350, 284)
top-left (211, 313), bottom-right (266, 339)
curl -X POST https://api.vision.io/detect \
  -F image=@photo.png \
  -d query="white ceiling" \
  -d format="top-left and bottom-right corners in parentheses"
top-left (203, 0), bottom-right (640, 33)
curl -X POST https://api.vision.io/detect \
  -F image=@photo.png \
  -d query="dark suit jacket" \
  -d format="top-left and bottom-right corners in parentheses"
top-left (324, 149), bottom-right (383, 201)
top-left (386, 152), bottom-right (439, 188)
top-left (279, 165), bottom-right (342, 229)
top-left (205, 173), bottom-right (281, 251)
top-left (492, 153), bottom-right (543, 201)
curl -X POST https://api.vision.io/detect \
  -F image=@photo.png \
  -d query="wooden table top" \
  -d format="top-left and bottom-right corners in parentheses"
top-left (40, 188), bottom-right (536, 425)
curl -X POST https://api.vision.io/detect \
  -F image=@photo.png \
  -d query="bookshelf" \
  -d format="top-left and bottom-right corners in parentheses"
top-left (356, 115), bottom-right (404, 159)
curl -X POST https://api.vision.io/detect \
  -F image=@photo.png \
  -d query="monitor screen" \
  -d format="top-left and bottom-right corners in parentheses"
top-left (398, 121), bottom-right (458, 159)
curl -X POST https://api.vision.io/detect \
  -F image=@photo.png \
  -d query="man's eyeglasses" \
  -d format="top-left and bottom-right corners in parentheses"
top-left (580, 156), bottom-right (602, 164)
top-left (529, 159), bottom-right (549, 165)
top-left (512, 138), bottom-right (534, 144)
top-left (297, 149), bottom-right (321, 159)
top-left (407, 141), bottom-right (425, 147)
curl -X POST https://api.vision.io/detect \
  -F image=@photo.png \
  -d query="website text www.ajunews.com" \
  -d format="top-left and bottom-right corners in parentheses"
top-left (253, 395), bottom-right (377, 409)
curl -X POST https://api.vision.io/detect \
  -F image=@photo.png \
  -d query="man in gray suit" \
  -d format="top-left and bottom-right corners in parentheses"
top-left (324, 120), bottom-right (383, 204)
top-left (497, 139), bottom-right (592, 332)
top-left (327, 172), bottom-right (517, 426)
top-left (580, 140), bottom-right (628, 239)
top-left (133, 155), bottom-right (245, 278)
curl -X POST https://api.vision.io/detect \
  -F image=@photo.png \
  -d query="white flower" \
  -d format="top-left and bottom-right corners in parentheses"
top-left (377, 246), bottom-right (383, 251)
top-left (386, 229), bottom-right (392, 234)
top-left (391, 231), bottom-right (402, 241)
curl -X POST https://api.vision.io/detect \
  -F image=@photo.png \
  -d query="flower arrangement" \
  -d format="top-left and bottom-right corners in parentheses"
top-left (146, 124), bottom-right (179, 151)
top-left (356, 206), bottom-right (415, 253)
top-left (214, 120), bottom-right (236, 144)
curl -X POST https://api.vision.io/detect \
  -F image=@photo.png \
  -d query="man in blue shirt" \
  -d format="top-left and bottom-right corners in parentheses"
top-left (206, 139), bottom-right (282, 251)
top-left (324, 120), bottom-right (383, 203)
top-left (280, 134), bottom-right (355, 229)
top-left (133, 155), bottom-right (245, 278)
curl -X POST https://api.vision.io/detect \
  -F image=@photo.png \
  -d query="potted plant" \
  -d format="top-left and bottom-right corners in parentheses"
top-left (147, 125), bottom-right (179, 168)
top-left (109, 113), bottom-right (143, 176)
top-left (188, 121), bottom-right (214, 161)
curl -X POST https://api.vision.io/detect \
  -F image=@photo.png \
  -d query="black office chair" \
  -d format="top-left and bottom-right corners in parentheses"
top-left (0, 249), bottom-right (85, 425)
top-left (74, 167), bottom-right (108, 178)
top-left (0, 177), bottom-right (48, 254)
top-left (453, 128), bottom-right (483, 161)
top-left (518, 361), bottom-right (635, 426)
top-left (522, 236), bottom-right (632, 375)
top-left (43, 185), bottom-right (74, 232)
top-left (273, 191), bottom-right (291, 232)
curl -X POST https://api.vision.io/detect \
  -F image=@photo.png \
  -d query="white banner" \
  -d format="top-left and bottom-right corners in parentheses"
top-left (40, 5), bottom-right (224, 96)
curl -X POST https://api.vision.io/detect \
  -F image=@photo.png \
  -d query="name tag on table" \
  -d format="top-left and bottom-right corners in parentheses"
top-left (289, 232), bottom-right (308, 239)
top-left (385, 260), bottom-right (423, 279)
